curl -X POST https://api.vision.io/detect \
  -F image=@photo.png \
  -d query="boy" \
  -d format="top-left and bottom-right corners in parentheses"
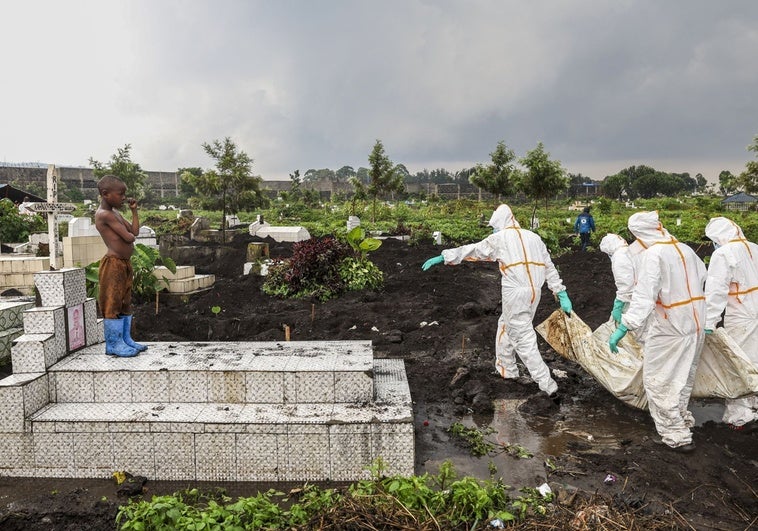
top-left (95, 175), bottom-right (147, 357)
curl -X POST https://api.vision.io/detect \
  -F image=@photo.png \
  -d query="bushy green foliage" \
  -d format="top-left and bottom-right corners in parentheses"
top-left (338, 257), bottom-right (384, 291)
top-left (262, 237), bottom-right (350, 301)
top-left (262, 228), bottom-right (386, 301)
top-left (0, 198), bottom-right (45, 244)
top-left (117, 461), bottom-right (559, 530)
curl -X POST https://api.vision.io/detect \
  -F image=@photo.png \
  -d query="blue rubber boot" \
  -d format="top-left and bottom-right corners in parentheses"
top-left (122, 314), bottom-right (148, 352)
top-left (104, 319), bottom-right (139, 357)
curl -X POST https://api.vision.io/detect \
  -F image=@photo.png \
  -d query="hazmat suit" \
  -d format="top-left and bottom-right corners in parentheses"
top-left (599, 234), bottom-right (636, 322)
top-left (423, 205), bottom-right (571, 396)
top-left (610, 211), bottom-right (707, 449)
top-left (599, 233), bottom-right (650, 344)
top-left (704, 217), bottom-right (758, 428)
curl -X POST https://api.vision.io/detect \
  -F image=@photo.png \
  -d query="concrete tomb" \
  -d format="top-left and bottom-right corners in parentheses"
top-left (0, 268), bottom-right (414, 481)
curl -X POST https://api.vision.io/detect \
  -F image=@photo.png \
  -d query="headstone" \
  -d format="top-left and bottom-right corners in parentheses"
top-left (136, 225), bottom-right (157, 247)
top-left (347, 216), bottom-right (361, 231)
top-left (68, 217), bottom-right (99, 238)
top-left (248, 216), bottom-right (270, 236)
top-left (190, 217), bottom-right (210, 240)
top-left (432, 231), bottom-right (442, 245)
top-left (225, 214), bottom-right (241, 228)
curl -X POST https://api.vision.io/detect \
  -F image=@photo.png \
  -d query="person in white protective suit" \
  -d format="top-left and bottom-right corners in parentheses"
top-left (704, 217), bottom-right (758, 431)
top-left (609, 211), bottom-right (706, 452)
top-left (599, 234), bottom-right (636, 325)
top-left (422, 204), bottom-right (573, 397)
top-left (599, 233), bottom-right (651, 344)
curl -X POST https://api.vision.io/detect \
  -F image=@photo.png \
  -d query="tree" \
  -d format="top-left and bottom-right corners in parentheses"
top-left (335, 166), bottom-right (356, 182)
top-left (185, 137), bottom-right (265, 241)
top-left (367, 140), bottom-right (404, 222)
top-left (718, 170), bottom-right (738, 196)
top-left (739, 134), bottom-right (758, 194)
top-left (355, 167), bottom-right (370, 184)
top-left (89, 144), bottom-right (148, 200)
top-left (469, 141), bottom-right (520, 200)
top-left (517, 142), bottom-right (569, 226)
top-left (176, 167), bottom-right (203, 201)
top-left (0, 198), bottom-right (45, 247)
top-left (601, 173), bottom-right (628, 200)
top-left (695, 173), bottom-right (708, 193)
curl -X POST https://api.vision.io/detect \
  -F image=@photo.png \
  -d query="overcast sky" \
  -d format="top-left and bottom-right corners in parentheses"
top-left (1, 1), bottom-right (756, 182)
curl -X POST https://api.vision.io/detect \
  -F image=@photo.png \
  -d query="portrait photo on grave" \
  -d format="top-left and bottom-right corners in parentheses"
top-left (66, 304), bottom-right (86, 351)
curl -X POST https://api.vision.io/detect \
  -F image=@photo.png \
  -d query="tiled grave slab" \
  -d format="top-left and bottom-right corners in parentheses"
top-left (22, 307), bottom-right (66, 362)
top-left (11, 333), bottom-right (64, 374)
top-left (51, 341), bottom-right (374, 404)
top-left (0, 301), bottom-right (35, 330)
top-left (1, 342), bottom-right (414, 482)
top-left (34, 268), bottom-right (86, 308)
top-left (0, 328), bottom-right (24, 364)
top-left (153, 265), bottom-right (195, 281)
top-left (25, 401), bottom-right (413, 480)
top-left (0, 373), bottom-right (49, 432)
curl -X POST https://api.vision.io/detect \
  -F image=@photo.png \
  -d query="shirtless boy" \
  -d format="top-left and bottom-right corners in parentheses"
top-left (95, 175), bottom-right (147, 357)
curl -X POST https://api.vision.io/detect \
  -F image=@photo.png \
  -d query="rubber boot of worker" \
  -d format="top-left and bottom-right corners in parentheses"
top-left (122, 314), bottom-right (148, 352)
top-left (104, 318), bottom-right (139, 357)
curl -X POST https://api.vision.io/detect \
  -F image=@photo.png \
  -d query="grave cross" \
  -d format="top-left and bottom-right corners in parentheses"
top-left (22, 165), bottom-right (75, 269)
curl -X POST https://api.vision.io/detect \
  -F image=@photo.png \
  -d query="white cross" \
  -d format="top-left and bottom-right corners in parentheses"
top-left (22, 165), bottom-right (75, 269)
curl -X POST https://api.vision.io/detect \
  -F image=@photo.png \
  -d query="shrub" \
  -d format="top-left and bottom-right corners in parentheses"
top-left (262, 233), bottom-right (386, 301)
top-left (339, 257), bottom-right (384, 291)
top-left (0, 198), bottom-right (45, 245)
top-left (262, 237), bottom-right (351, 301)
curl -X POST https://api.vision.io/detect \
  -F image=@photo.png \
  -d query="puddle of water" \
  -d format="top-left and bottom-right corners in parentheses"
top-left (420, 396), bottom-right (725, 488)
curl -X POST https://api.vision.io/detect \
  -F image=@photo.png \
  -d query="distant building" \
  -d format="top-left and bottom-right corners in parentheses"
top-left (722, 192), bottom-right (757, 212)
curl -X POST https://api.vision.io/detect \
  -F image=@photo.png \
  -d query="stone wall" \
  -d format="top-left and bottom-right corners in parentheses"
top-left (0, 165), bottom-right (179, 201)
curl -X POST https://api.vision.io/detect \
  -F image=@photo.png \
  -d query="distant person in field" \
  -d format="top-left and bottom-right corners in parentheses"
top-left (95, 175), bottom-right (147, 357)
top-left (422, 204), bottom-right (573, 400)
top-left (609, 211), bottom-right (706, 452)
top-left (704, 217), bottom-right (758, 432)
top-left (573, 206), bottom-right (595, 252)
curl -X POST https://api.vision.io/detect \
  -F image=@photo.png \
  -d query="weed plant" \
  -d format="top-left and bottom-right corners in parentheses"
top-left (116, 460), bottom-right (560, 530)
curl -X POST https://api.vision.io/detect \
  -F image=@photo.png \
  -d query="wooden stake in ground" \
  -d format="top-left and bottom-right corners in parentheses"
top-left (283, 324), bottom-right (291, 341)
top-left (311, 303), bottom-right (315, 325)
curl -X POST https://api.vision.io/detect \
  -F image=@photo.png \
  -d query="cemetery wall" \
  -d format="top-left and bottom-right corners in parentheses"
top-left (0, 165), bottom-right (180, 201)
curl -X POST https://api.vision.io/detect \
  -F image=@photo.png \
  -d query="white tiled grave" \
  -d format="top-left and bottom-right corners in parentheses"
top-left (0, 340), bottom-right (414, 481)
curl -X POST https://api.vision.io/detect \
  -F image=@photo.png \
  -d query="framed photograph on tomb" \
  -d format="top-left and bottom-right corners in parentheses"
top-left (66, 303), bottom-right (86, 352)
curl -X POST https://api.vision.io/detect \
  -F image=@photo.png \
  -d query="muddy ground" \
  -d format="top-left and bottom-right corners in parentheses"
top-left (1, 234), bottom-right (756, 530)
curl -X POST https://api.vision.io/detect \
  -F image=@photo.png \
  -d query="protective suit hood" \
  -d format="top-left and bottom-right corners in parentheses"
top-left (705, 217), bottom-right (743, 247)
top-left (488, 204), bottom-right (520, 230)
top-left (599, 233), bottom-right (628, 257)
top-left (627, 211), bottom-right (674, 246)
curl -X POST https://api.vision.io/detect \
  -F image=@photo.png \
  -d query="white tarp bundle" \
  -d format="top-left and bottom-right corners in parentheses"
top-left (536, 310), bottom-right (758, 410)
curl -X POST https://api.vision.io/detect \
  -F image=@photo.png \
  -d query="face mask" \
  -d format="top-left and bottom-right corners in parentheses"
top-left (713, 242), bottom-right (720, 249)
top-left (492, 227), bottom-right (500, 234)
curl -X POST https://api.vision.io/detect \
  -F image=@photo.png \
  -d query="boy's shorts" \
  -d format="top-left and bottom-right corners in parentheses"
top-left (98, 256), bottom-right (133, 319)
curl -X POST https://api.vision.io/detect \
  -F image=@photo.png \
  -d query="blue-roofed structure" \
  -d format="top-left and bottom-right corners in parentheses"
top-left (722, 192), bottom-right (757, 211)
